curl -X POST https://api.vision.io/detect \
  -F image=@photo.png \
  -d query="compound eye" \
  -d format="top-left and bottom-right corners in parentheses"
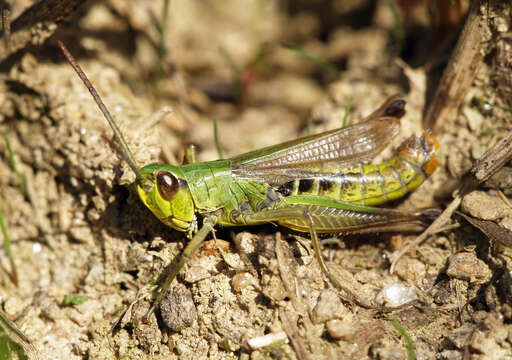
top-left (156, 171), bottom-right (179, 201)
top-left (385, 99), bottom-right (406, 117)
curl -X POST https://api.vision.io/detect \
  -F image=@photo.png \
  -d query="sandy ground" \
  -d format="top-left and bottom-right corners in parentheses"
top-left (0, 1), bottom-right (511, 359)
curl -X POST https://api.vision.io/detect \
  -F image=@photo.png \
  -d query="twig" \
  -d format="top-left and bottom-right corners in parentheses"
top-left (279, 308), bottom-right (310, 360)
top-left (423, 0), bottom-right (488, 133)
top-left (390, 195), bottom-right (462, 274)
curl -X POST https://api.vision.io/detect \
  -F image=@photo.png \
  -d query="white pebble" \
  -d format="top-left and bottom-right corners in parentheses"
top-left (33, 243), bottom-right (42, 253)
top-left (247, 331), bottom-right (288, 350)
top-left (376, 284), bottom-right (416, 307)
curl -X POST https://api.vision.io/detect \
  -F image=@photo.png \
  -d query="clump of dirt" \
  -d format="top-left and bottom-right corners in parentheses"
top-left (0, 1), bottom-right (511, 359)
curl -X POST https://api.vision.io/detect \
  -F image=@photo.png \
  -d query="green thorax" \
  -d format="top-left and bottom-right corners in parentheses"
top-left (180, 160), bottom-right (270, 225)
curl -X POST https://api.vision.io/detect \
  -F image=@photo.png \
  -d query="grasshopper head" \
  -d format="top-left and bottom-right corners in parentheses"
top-left (137, 164), bottom-right (196, 233)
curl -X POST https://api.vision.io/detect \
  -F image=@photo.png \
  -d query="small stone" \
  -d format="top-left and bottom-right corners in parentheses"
top-left (40, 298), bottom-right (61, 321)
top-left (375, 284), bottom-right (416, 307)
top-left (470, 330), bottom-right (509, 359)
top-left (160, 283), bottom-right (196, 332)
top-left (183, 265), bottom-right (212, 283)
top-left (446, 252), bottom-right (491, 283)
top-left (326, 319), bottom-right (353, 340)
top-left (247, 331), bottom-right (288, 350)
top-left (494, 14), bottom-right (509, 33)
top-left (233, 232), bottom-right (257, 254)
top-left (393, 258), bottom-right (426, 284)
top-left (84, 263), bottom-right (104, 285)
top-left (312, 289), bottom-right (347, 324)
top-left (261, 274), bottom-right (287, 302)
top-left (219, 337), bottom-right (240, 352)
top-left (231, 272), bottom-right (254, 293)
top-left (369, 342), bottom-right (405, 360)
top-left (461, 191), bottom-right (511, 221)
top-left (444, 323), bottom-right (474, 349)
top-left (69, 226), bottom-right (92, 243)
top-left (414, 338), bottom-right (436, 360)
top-left (131, 300), bottom-right (162, 351)
top-left (439, 350), bottom-right (463, 360)
top-left (463, 107), bottom-right (484, 132)
top-left (4, 297), bottom-right (29, 318)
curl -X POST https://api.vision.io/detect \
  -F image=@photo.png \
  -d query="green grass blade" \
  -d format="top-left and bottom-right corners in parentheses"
top-left (282, 44), bottom-right (339, 77)
top-left (342, 96), bottom-right (354, 128)
top-left (390, 319), bottom-right (415, 360)
top-left (0, 208), bottom-right (17, 287)
top-left (4, 136), bottom-right (28, 200)
top-left (383, 0), bottom-right (405, 51)
top-left (213, 119), bottom-right (223, 159)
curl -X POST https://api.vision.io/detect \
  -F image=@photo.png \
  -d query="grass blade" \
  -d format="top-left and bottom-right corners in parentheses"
top-left (282, 44), bottom-right (339, 77)
top-left (390, 319), bottom-right (415, 360)
top-left (0, 208), bottom-right (17, 286)
top-left (4, 136), bottom-right (28, 200)
top-left (342, 96), bottom-right (354, 128)
top-left (213, 118), bottom-right (223, 159)
top-left (383, 0), bottom-right (404, 51)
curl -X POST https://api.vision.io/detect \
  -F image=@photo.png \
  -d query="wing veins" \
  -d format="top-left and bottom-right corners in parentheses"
top-left (232, 95), bottom-right (404, 177)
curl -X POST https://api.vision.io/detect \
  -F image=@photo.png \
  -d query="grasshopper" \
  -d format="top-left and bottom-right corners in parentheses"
top-left (57, 41), bottom-right (439, 315)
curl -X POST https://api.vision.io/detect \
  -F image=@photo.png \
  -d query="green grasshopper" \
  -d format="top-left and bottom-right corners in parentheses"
top-left (57, 41), bottom-right (440, 315)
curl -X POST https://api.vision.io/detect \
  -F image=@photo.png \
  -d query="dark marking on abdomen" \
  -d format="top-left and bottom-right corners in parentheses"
top-left (277, 181), bottom-right (294, 196)
top-left (298, 179), bottom-right (314, 193)
top-left (319, 179), bottom-right (335, 191)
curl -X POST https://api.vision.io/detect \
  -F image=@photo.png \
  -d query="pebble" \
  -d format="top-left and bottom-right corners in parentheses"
top-left (247, 331), bottom-right (288, 350)
top-left (393, 258), bottom-right (426, 283)
top-left (261, 275), bottom-right (287, 302)
top-left (326, 319), bottom-right (353, 340)
top-left (446, 252), bottom-right (491, 283)
top-left (183, 264), bottom-right (212, 283)
top-left (312, 289), bottom-right (347, 324)
top-left (4, 296), bottom-right (29, 318)
top-left (159, 283), bottom-right (197, 332)
top-left (231, 272), bottom-right (254, 292)
top-left (470, 330), bottom-right (509, 359)
top-left (131, 300), bottom-right (162, 351)
top-left (444, 323), bottom-right (474, 349)
top-left (463, 107), bottom-right (484, 132)
top-left (461, 191), bottom-right (511, 221)
top-left (375, 284), bottom-right (416, 307)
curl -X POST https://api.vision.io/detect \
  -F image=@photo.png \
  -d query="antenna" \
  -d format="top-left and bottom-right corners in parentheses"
top-left (57, 40), bottom-right (153, 191)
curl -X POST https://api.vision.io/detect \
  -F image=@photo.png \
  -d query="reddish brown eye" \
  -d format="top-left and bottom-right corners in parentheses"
top-left (156, 171), bottom-right (179, 201)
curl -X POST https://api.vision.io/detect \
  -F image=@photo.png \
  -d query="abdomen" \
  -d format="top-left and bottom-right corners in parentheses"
top-left (276, 133), bottom-right (440, 206)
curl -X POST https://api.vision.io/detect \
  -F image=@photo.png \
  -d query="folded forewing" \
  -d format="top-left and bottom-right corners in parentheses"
top-left (231, 95), bottom-right (405, 178)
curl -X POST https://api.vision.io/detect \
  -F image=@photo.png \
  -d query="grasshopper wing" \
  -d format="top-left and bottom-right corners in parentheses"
top-left (232, 95), bottom-right (405, 183)
top-left (231, 95), bottom-right (405, 169)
